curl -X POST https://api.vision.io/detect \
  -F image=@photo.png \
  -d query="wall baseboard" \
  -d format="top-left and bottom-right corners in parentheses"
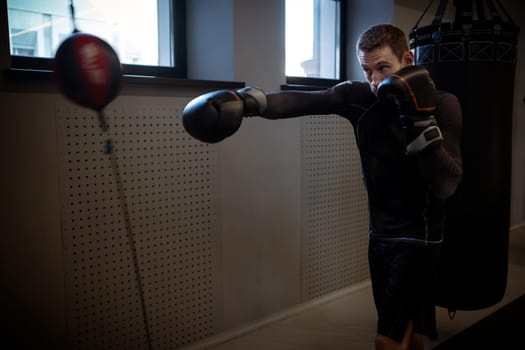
top-left (179, 279), bottom-right (371, 350)
top-left (182, 222), bottom-right (525, 350)
top-left (510, 223), bottom-right (525, 232)
top-left (510, 223), bottom-right (525, 243)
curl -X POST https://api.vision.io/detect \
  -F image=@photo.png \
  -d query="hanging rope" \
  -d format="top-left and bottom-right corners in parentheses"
top-left (99, 111), bottom-right (154, 350)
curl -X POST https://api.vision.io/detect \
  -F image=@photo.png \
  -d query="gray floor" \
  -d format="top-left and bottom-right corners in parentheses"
top-left (184, 230), bottom-right (525, 350)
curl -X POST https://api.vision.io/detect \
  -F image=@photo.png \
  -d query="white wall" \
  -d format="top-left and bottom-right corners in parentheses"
top-left (224, 0), bottom-right (303, 329)
top-left (346, 0), bottom-right (395, 80)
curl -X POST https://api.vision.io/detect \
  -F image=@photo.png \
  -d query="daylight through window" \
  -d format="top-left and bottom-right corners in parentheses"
top-left (285, 0), bottom-right (342, 80)
top-left (7, 0), bottom-right (176, 68)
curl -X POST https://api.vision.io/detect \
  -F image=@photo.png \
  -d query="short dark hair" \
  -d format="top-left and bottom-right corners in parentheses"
top-left (357, 24), bottom-right (409, 62)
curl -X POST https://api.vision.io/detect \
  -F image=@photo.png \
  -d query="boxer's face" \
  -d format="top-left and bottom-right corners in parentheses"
top-left (358, 45), bottom-right (413, 94)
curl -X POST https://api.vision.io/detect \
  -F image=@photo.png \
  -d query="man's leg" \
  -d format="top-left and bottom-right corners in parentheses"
top-left (409, 332), bottom-right (425, 350)
top-left (375, 320), bottom-right (415, 350)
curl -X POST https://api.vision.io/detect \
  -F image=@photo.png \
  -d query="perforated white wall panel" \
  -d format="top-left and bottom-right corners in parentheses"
top-left (55, 101), bottom-right (371, 348)
top-left (301, 116), bottom-right (370, 300)
top-left (57, 98), bottom-right (220, 350)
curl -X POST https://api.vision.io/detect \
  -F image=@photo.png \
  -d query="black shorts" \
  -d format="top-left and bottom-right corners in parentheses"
top-left (368, 238), bottom-right (441, 342)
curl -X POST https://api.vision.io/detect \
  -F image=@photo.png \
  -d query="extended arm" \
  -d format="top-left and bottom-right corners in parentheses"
top-left (182, 82), bottom-right (370, 143)
top-left (263, 87), bottom-right (349, 119)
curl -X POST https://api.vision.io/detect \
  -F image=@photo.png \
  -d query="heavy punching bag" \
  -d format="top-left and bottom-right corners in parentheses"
top-left (410, 0), bottom-right (520, 311)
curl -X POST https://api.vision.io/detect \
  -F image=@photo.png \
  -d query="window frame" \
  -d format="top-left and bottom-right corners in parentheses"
top-left (6, 0), bottom-right (187, 79)
top-left (284, 0), bottom-right (347, 89)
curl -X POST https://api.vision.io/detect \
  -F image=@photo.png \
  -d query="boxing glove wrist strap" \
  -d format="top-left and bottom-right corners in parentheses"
top-left (406, 124), bottom-right (443, 155)
top-left (237, 86), bottom-right (267, 116)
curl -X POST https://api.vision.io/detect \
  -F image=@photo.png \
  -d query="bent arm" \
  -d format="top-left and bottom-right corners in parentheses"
top-left (418, 93), bottom-right (463, 199)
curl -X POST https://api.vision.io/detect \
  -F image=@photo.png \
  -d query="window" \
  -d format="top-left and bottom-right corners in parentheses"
top-left (285, 0), bottom-right (345, 87)
top-left (6, 0), bottom-right (186, 78)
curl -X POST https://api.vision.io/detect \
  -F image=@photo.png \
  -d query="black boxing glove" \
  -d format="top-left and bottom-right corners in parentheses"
top-left (377, 65), bottom-right (443, 155)
top-left (182, 86), bottom-right (267, 143)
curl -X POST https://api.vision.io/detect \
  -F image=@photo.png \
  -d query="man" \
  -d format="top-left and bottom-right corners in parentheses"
top-left (183, 24), bottom-right (463, 350)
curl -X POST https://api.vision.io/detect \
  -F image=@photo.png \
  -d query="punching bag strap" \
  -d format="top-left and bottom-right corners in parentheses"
top-left (486, 0), bottom-right (502, 23)
top-left (461, 0), bottom-right (474, 25)
top-left (68, 0), bottom-right (79, 33)
top-left (432, 0), bottom-right (449, 26)
top-left (475, 0), bottom-right (486, 21)
top-left (454, 0), bottom-right (464, 25)
top-left (412, 0), bottom-right (435, 31)
top-left (495, 0), bottom-right (518, 26)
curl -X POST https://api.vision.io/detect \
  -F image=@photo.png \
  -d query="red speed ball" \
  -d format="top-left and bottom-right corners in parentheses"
top-left (54, 32), bottom-right (122, 111)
